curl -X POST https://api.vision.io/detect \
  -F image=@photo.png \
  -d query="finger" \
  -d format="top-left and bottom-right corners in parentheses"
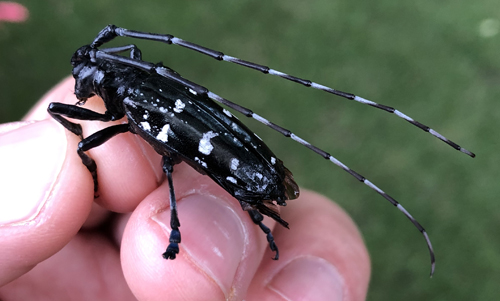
top-left (0, 119), bottom-right (93, 285)
top-left (0, 233), bottom-right (135, 300)
top-left (23, 77), bottom-right (76, 121)
top-left (247, 190), bottom-right (371, 301)
top-left (82, 202), bottom-right (110, 229)
top-left (120, 164), bottom-right (277, 301)
top-left (24, 77), bottom-right (164, 213)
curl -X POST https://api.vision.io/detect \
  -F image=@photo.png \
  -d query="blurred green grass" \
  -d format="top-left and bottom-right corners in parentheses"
top-left (1, 1), bottom-right (498, 300)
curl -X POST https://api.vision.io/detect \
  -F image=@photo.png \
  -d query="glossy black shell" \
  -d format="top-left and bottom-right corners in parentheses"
top-left (72, 48), bottom-right (299, 207)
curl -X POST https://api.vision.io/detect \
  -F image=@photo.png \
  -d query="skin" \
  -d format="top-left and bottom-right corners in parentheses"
top-left (0, 2), bottom-right (28, 22)
top-left (0, 77), bottom-right (370, 301)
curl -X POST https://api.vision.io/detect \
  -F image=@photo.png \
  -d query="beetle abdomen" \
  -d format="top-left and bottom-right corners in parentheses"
top-left (124, 74), bottom-right (299, 202)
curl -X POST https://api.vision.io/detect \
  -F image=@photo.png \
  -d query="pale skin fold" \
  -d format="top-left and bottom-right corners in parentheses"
top-left (0, 77), bottom-right (370, 301)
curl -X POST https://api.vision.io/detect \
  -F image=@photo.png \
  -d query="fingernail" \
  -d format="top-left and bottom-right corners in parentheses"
top-left (268, 256), bottom-right (345, 301)
top-left (0, 120), bottom-right (66, 225)
top-left (152, 194), bottom-right (246, 296)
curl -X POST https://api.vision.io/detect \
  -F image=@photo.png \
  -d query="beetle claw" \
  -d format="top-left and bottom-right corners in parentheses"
top-left (163, 244), bottom-right (179, 260)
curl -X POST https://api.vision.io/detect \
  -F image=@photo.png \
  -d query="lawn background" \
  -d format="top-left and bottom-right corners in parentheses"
top-left (1, 1), bottom-right (498, 300)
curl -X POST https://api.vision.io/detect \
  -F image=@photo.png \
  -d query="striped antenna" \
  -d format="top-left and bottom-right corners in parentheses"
top-left (94, 25), bottom-right (475, 158)
top-left (207, 90), bottom-right (436, 277)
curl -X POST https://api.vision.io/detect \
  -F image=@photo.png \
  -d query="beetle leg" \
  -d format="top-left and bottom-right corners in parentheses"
top-left (101, 45), bottom-right (142, 60)
top-left (76, 124), bottom-right (130, 194)
top-left (248, 209), bottom-right (279, 260)
top-left (161, 156), bottom-right (182, 260)
top-left (48, 102), bottom-right (115, 139)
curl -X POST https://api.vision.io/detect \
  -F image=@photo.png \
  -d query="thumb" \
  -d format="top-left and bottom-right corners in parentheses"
top-left (0, 120), bottom-right (94, 285)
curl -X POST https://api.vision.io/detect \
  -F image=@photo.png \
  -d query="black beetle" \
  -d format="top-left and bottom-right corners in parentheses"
top-left (48, 25), bottom-right (475, 276)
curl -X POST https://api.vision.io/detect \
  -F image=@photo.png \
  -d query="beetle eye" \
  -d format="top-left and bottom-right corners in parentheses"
top-left (71, 45), bottom-right (92, 67)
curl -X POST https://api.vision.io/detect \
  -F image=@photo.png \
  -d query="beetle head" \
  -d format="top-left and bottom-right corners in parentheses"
top-left (71, 45), bottom-right (98, 102)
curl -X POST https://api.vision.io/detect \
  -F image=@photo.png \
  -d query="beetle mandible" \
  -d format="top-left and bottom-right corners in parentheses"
top-left (48, 25), bottom-right (475, 276)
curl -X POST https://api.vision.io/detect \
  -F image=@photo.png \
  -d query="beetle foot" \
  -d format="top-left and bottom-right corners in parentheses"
top-left (163, 228), bottom-right (181, 260)
top-left (247, 210), bottom-right (280, 260)
top-left (162, 243), bottom-right (179, 260)
top-left (266, 230), bottom-right (279, 260)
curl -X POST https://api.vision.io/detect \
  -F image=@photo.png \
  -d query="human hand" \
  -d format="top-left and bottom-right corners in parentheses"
top-left (0, 78), bottom-right (370, 300)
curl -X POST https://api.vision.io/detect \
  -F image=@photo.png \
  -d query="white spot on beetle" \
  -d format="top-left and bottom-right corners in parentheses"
top-left (271, 157), bottom-right (276, 165)
top-left (189, 88), bottom-right (197, 95)
top-left (117, 85), bottom-right (125, 95)
top-left (140, 121), bottom-right (151, 131)
top-left (230, 158), bottom-right (239, 170)
top-left (199, 131), bottom-right (219, 155)
top-left (143, 111), bottom-right (149, 120)
top-left (194, 157), bottom-right (207, 168)
top-left (255, 172), bottom-right (263, 180)
top-left (159, 107), bottom-right (167, 113)
top-left (174, 99), bottom-right (186, 113)
top-left (159, 88), bottom-right (163, 92)
top-left (156, 124), bottom-right (170, 142)
top-left (226, 176), bottom-right (237, 184)
top-left (223, 109), bottom-right (232, 117)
